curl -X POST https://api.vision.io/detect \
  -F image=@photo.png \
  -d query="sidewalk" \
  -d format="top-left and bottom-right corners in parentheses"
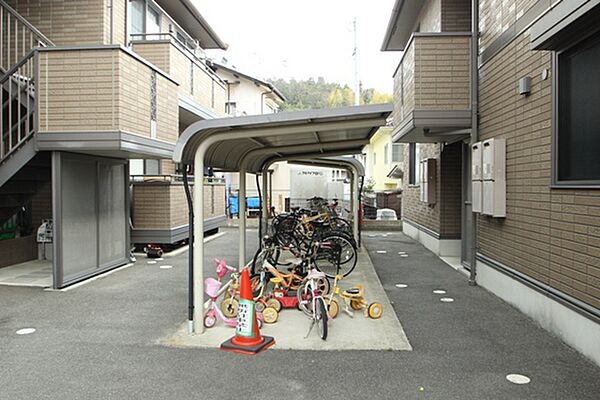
top-left (0, 227), bottom-right (599, 399)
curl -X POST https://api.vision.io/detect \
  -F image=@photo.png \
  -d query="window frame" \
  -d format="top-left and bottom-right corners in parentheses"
top-left (551, 30), bottom-right (600, 188)
top-left (408, 143), bottom-right (420, 186)
top-left (392, 143), bottom-right (404, 163)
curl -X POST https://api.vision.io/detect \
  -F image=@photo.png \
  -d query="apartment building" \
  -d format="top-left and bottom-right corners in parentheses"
top-left (207, 62), bottom-right (290, 213)
top-left (382, 0), bottom-right (600, 365)
top-left (0, 0), bottom-right (227, 288)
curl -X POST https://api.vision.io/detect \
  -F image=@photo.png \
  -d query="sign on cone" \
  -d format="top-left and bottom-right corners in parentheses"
top-left (221, 267), bottom-right (275, 355)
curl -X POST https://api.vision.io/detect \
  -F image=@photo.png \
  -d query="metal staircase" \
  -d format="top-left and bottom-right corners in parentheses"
top-left (0, 0), bottom-right (54, 226)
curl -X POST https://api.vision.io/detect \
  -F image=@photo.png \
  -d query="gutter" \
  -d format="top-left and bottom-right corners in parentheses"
top-left (180, 0), bottom-right (228, 50)
top-left (469, 0), bottom-right (479, 286)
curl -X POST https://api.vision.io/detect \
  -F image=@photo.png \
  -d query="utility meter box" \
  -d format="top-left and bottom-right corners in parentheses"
top-left (481, 138), bottom-right (506, 217)
top-left (419, 158), bottom-right (436, 205)
top-left (37, 219), bottom-right (53, 261)
top-left (482, 138), bottom-right (506, 181)
top-left (471, 142), bottom-right (483, 213)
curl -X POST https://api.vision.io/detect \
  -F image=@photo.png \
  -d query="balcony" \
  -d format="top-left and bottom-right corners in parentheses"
top-left (35, 45), bottom-right (179, 159)
top-left (392, 33), bottom-right (471, 143)
top-left (130, 175), bottom-right (226, 244)
top-left (131, 33), bottom-right (227, 124)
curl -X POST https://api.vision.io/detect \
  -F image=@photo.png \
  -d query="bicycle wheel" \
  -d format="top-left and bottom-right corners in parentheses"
top-left (314, 234), bottom-right (357, 278)
top-left (296, 279), bottom-right (313, 317)
top-left (315, 297), bottom-right (328, 340)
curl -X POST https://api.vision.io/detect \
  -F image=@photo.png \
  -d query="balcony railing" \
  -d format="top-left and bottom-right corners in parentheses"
top-left (393, 33), bottom-right (471, 126)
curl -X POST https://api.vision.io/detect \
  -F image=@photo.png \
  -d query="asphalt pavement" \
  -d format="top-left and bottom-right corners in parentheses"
top-left (1, 227), bottom-right (599, 400)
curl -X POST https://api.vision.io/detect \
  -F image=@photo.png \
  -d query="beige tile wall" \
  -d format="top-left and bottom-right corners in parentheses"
top-left (7, 0), bottom-right (105, 45)
top-left (38, 47), bottom-right (178, 143)
top-left (393, 35), bottom-right (470, 126)
top-left (479, 0), bottom-right (556, 53)
top-left (132, 40), bottom-right (227, 116)
top-left (478, 28), bottom-right (600, 309)
top-left (441, 0), bottom-right (471, 31)
top-left (132, 182), bottom-right (226, 229)
top-left (413, 35), bottom-right (470, 110)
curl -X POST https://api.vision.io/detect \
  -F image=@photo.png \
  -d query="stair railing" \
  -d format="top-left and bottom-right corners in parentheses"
top-left (0, 49), bottom-right (36, 162)
top-left (0, 0), bottom-right (54, 75)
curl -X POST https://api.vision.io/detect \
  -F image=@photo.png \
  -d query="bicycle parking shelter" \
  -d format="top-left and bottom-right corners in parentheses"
top-left (173, 104), bottom-right (392, 334)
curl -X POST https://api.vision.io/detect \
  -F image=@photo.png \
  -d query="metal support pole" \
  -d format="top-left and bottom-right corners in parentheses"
top-left (239, 168), bottom-right (246, 268)
top-left (262, 170), bottom-right (269, 238)
top-left (351, 167), bottom-right (360, 247)
top-left (192, 146), bottom-right (206, 334)
top-left (182, 166), bottom-right (194, 334)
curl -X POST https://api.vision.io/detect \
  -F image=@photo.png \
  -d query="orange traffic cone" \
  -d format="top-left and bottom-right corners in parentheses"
top-left (221, 267), bottom-right (275, 355)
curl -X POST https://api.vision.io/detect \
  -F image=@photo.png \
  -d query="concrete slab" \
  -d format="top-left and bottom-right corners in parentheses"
top-left (0, 259), bottom-right (52, 287)
top-left (161, 249), bottom-right (412, 351)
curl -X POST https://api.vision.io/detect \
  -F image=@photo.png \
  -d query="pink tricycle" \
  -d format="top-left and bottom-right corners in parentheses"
top-left (203, 259), bottom-right (263, 329)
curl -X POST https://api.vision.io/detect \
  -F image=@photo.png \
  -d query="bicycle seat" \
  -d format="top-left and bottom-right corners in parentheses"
top-left (270, 277), bottom-right (283, 284)
top-left (342, 284), bottom-right (364, 298)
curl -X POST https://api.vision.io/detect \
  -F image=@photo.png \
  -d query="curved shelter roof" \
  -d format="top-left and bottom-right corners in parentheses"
top-left (173, 104), bottom-right (392, 173)
top-left (287, 156), bottom-right (366, 177)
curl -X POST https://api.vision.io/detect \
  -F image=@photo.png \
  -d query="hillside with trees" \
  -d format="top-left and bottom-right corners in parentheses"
top-left (268, 77), bottom-right (392, 111)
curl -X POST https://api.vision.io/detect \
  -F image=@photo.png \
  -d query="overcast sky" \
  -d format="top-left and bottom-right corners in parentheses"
top-left (193, 0), bottom-right (399, 94)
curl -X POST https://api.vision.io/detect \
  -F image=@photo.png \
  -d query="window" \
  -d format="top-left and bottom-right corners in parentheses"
top-left (226, 102), bottom-right (237, 116)
top-left (409, 143), bottom-right (420, 185)
top-left (384, 144), bottom-right (389, 164)
top-left (146, 5), bottom-right (160, 35)
top-left (555, 31), bottom-right (600, 185)
top-left (128, 0), bottom-right (145, 42)
top-left (392, 143), bottom-right (404, 163)
top-left (130, 159), bottom-right (160, 176)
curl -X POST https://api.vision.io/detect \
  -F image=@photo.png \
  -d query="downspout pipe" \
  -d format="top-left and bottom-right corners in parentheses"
top-left (469, 0), bottom-right (479, 286)
top-left (182, 165), bottom-right (194, 333)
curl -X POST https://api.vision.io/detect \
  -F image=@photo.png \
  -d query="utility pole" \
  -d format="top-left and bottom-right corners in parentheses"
top-left (353, 17), bottom-right (360, 106)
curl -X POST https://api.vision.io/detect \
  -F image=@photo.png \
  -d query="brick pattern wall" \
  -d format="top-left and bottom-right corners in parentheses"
top-left (39, 49), bottom-right (118, 131)
top-left (38, 48), bottom-right (178, 143)
top-left (7, 0), bottom-right (104, 45)
top-left (31, 180), bottom-right (52, 228)
top-left (132, 182), bottom-right (226, 229)
top-left (402, 143), bottom-right (442, 234)
top-left (393, 43), bottom-right (415, 126)
top-left (415, 0), bottom-right (442, 32)
top-left (440, 142), bottom-right (462, 238)
top-left (478, 28), bottom-right (600, 309)
top-left (109, 0), bottom-right (127, 46)
top-left (441, 0), bottom-right (471, 31)
top-left (132, 40), bottom-right (227, 116)
top-left (393, 35), bottom-right (470, 127)
top-left (479, 0), bottom-right (555, 53)
top-left (413, 35), bottom-right (470, 110)
top-left (0, 235), bottom-right (37, 268)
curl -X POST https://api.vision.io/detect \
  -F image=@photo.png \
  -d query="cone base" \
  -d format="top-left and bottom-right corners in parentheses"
top-left (220, 335), bottom-right (275, 355)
